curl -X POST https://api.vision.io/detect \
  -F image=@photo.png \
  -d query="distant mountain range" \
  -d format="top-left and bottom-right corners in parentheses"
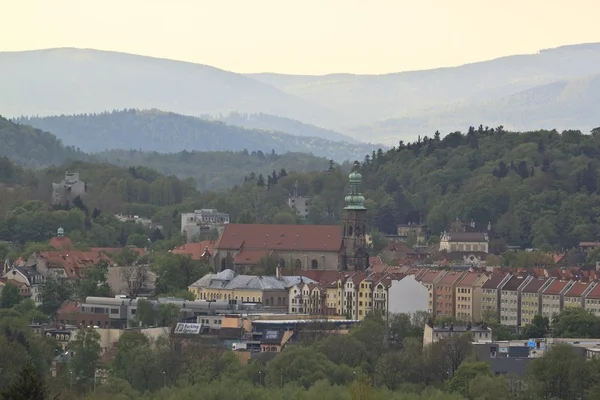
top-left (16, 109), bottom-right (375, 162)
top-left (2, 44), bottom-right (600, 145)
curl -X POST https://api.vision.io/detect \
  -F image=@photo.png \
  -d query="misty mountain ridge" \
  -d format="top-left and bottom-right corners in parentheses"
top-left (16, 109), bottom-right (376, 162)
top-left (2, 44), bottom-right (600, 145)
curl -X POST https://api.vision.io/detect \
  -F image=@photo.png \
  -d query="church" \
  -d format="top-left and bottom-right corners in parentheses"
top-left (211, 162), bottom-right (369, 272)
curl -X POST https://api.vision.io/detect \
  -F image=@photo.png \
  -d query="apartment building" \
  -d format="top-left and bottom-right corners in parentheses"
top-left (418, 270), bottom-right (447, 315)
top-left (584, 283), bottom-right (600, 316)
top-left (541, 280), bottom-right (574, 320)
top-left (481, 274), bottom-right (511, 322)
top-left (520, 277), bottom-right (554, 326)
top-left (436, 271), bottom-right (467, 317)
top-left (564, 281), bottom-right (595, 309)
top-left (500, 274), bottom-right (532, 327)
top-left (455, 272), bottom-right (489, 322)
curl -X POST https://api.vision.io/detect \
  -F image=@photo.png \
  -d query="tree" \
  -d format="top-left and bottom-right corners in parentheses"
top-left (156, 303), bottom-right (180, 327)
top-left (39, 278), bottom-right (72, 316)
top-left (369, 230), bottom-right (388, 254)
top-left (69, 327), bottom-right (101, 391)
top-left (122, 264), bottom-right (151, 298)
top-left (445, 361), bottom-right (492, 397)
top-left (135, 299), bottom-right (155, 327)
top-left (1, 359), bottom-right (47, 400)
top-left (77, 260), bottom-right (112, 299)
top-left (521, 315), bottom-right (549, 339)
top-left (0, 283), bottom-right (21, 309)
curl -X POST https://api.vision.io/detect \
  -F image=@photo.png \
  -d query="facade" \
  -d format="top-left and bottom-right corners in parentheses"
top-left (541, 280), bottom-right (574, 320)
top-left (455, 272), bottom-right (489, 322)
top-left (564, 281), bottom-right (595, 309)
top-left (418, 270), bottom-right (446, 315)
top-left (395, 223), bottom-right (428, 246)
top-left (1, 265), bottom-right (45, 305)
top-left (180, 209), bottom-right (230, 242)
top-left (439, 231), bottom-right (489, 253)
top-left (499, 274), bottom-right (532, 328)
top-left (481, 274), bottom-right (511, 322)
top-left (288, 196), bottom-right (311, 219)
top-left (435, 271), bottom-right (467, 318)
top-left (423, 322), bottom-right (492, 346)
top-left (52, 171), bottom-right (86, 206)
top-left (188, 269), bottom-right (315, 311)
top-left (520, 277), bottom-right (554, 326)
top-left (585, 283), bottom-right (600, 316)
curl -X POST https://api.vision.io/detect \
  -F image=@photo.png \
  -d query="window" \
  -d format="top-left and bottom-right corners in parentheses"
top-left (311, 259), bottom-right (318, 269)
top-left (295, 259), bottom-right (302, 269)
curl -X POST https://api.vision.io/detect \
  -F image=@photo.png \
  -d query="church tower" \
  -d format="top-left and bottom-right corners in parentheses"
top-left (342, 161), bottom-right (368, 271)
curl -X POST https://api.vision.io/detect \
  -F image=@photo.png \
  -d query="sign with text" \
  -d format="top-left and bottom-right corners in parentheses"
top-left (174, 323), bottom-right (202, 335)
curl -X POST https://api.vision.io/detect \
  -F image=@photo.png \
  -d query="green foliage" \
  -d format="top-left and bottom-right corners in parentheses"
top-left (0, 283), bottom-right (21, 309)
top-left (135, 299), bottom-right (155, 327)
top-left (19, 109), bottom-right (374, 164)
top-left (0, 358), bottom-right (48, 400)
top-left (76, 260), bottom-right (112, 300)
top-left (0, 116), bottom-right (89, 169)
top-left (551, 308), bottom-right (600, 338)
top-left (152, 253), bottom-right (209, 295)
top-left (69, 328), bottom-right (101, 392)
top-left (445, 362), bottom-right (492, 397)
top-left (156, 303), bottom-right (180, 327)
top-left (39, 278), bottom-right (73, 316)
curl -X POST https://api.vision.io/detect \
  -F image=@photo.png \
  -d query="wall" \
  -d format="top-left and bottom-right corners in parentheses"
top-left (213, 249), bottom-right (340, 272)
top-left (388, 275), bottom-right (429, 315)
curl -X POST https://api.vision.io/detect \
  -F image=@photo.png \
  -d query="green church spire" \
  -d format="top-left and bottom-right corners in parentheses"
top-left (344, 161), bottom-right (366, 210)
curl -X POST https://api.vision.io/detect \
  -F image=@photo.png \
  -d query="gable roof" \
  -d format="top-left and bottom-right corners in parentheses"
top-left (481, 274), bottom-right (508, 289)
top-left (502, 274), bottom-right (530, 291)
top-left (522, 277), bottom-right (552, 293)
top-left (39, 251), bottom-right (113, 278)
top-left (543, 280), bottom-right (572, 295)
top-left (457, 272), bottom-right (486, 287)
top-left (438, 271), bottom-right (466, 286)
top-left (564, 281), bottom-right (592, 297)
top-left (418, 270), bottom-right (444, 284)
top-left (585, 283), bottom-right (600, 300)
top-left (172, 241), bottom-right (215, 260)
top-left (444, 232), bottom-right (487, 242)
top-left (215, 224), bottom-right (342, 252)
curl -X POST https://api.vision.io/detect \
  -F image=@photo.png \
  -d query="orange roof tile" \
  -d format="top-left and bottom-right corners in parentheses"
top-left (233, 249), bottom-right (271, 265)
top-left (172, 241), bottom-right (215, 260)
top-left (564, 281), bottom-right (591, 297)
top-left (215, 224), bottom-right (342, 252)
top-left (438, 271), bottom-right (465, 286)
top-left (418, 270), bottom-right (444, 284)
top-left (49, 237), bottom-right (74, 251)
top-left (39, 251), bottom-right (114, 278)
top-left (586, 283), bottom-right (600, 300)
top-left (543, 280), bottom-right (571, 295)
top-left (457, 272), bottom-right (485, 287)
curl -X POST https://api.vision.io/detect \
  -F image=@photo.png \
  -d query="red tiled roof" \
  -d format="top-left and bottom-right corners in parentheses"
top-left (438, 271), bottom-right (466, 286)
top-left (543, 280), bottom-right (571, 295)
top-left (92, 247), bottom-right (146, 257)
top-left (418, 270), bottom-right (443, 284)
top-left (57, 301), bottom-right (80, 315)
top-left (172, 241), bottom-right (215, 260)
top-left (457, 272), bottom-right (485, 287)
top-left (369, 256), bottom-right (383, 266)
top-left (586, 283), bottom-right (600, 300)
top-left (39, 251), bottom-right (114, 278)
top-left (522, 277), bottom-right (552, 293)
top-left (215, 224), bottom-right (342, 252)
top-left (564, 281), bottom-right (591, 297)
top-left (49, 237), bottom-right (74, 251)
top-left (233, 249), bottom-right (271, 265)
top-left (383, 242), bottom-right (414, 254)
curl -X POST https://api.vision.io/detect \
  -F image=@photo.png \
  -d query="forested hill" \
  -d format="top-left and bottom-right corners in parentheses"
top-left (16, 109), bottom-right (375, 162)
top-left (97, 149), bottom-right (335, 191)
top-left (359, 126), bottom-right (600, 250)
top-left (0, 115), bottom-right (89, 168)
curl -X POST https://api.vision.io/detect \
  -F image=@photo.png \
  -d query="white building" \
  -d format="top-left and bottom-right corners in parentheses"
top-left (288, 196), bottom-right (311, 218)
top-left (181, 209), bottom-right (230, 241)
top-left (387, 275), bottom-right (429, 315)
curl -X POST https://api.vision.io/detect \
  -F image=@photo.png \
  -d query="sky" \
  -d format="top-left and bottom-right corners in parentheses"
top-left (2, 0), bottom-right (600, 75)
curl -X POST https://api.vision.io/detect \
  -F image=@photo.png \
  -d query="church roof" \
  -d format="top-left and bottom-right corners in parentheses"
top-left (215, 224), bottom-right (342, 252)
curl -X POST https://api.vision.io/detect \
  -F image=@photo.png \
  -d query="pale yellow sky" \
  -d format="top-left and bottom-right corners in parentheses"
top-left (3, 0), bottom-right (600, 75)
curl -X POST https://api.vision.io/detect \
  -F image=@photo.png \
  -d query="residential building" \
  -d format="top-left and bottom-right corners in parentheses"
top-left (188, 269), bottom-right (315, 310)
top-left (499, 274), bottom-right (532, 328)
top-left (180, 209), bottom-right (230, 242)
top-left (52, 171), bottom-right (86, 206)
top-left (481, 274), bottom-right (511, 322)
top-left (455, 272), bottom-right (489, 322)
top-left (564, 281), bottom-right (595, 309)
top-left (1, 264), bottom-right (45, 305)
top-left (357, 276), bottom-right (372, 319)
top-left (520, 277), bottom-right (554, 326)
top-left (436, 271), bottom-right (467, 317)
top-left (308, 284), bottom-right (327, 315)
top-left (418, 270), bottom-right (447, 315)
top-left (585, 283), bottom-right (600, 316)
top-left (395, 223), bottom-right (428, 246)
top-left (341, 273), bottom-right (365, 320)
top-left (288, 196), bottom-right (311, 219)
top-left (541, 280), bottom-right (574, 320)
top-left (289, 281), bottom-right (311, 314)
top-left (439, 231), bottom-right (489, 253)
top-left (423, 321), bottom-right (492, 345)
top-left (172, 241), bottom-right (215, 261)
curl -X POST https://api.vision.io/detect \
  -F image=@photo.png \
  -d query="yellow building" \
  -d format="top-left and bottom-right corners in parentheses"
top-left (455, 272), bottom-right (489, 322)
top-left (564, 281), bottom-right (593, 309)
top-left (188, 269), bottom-right (315, 311)
top-left (519, 277), bottom-right (553, 326)
top-left (357, 277), bottom-right (373, 320)
top-left (480, 274), bottom-right (511, 322)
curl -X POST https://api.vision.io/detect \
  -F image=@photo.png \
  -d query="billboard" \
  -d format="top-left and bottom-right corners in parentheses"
top-left (174, 323), bottom-right (202, 334)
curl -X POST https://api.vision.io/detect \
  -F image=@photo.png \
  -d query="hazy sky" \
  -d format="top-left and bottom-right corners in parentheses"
top-left (3, 0), bottom-right (600, 75)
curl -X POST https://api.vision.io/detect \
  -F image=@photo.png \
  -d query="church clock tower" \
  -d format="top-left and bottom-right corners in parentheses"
top-left (342, 161), bottom-right (368, 271)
